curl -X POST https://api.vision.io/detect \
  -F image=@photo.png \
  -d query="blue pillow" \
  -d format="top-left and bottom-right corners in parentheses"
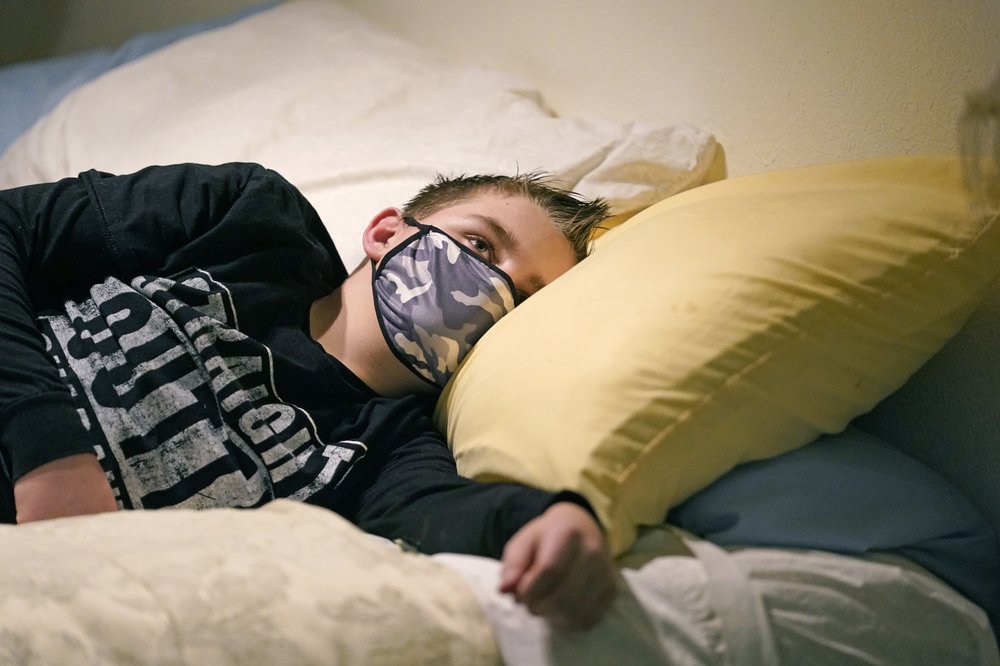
top-left (668, 426), bottom-right (1000, 630)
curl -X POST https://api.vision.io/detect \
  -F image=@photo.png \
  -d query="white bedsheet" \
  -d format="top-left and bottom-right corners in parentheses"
top-left (436, 526), bottom-right (1000, 666)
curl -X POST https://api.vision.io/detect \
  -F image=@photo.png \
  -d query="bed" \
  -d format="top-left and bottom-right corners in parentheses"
top-left (0, 2), bottom-right (998, 664)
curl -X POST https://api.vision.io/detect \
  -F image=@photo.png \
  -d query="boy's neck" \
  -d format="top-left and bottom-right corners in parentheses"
top-left (310, 263), bottom-right (436, 398)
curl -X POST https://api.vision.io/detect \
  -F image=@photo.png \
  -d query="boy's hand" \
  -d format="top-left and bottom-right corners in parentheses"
top-left (13, 453), bottom-right (117, 523)
top-left (499, 501), bottom-right (617, 630)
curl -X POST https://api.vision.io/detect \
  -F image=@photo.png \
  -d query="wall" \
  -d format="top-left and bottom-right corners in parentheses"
top-left (2, 0), bottom-right (998, 176)
top-left (0, 0), bottom-right (263, 65)
top-left (338, 0), bottom-right (1000, 176)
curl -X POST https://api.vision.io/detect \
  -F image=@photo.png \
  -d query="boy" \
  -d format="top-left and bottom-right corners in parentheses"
top-left (0, 162), bottom-right (615, 628)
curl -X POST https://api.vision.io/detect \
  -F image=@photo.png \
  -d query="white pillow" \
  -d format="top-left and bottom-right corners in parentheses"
top-left (0, 0), bottom-right (716, 268)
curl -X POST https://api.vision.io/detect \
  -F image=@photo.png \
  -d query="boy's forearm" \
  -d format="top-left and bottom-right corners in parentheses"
top-left (0, 394), bottom-right (96, 483)
top-left (330, 425), bottom-right (595, 558)
top-left (12, 453), bottom-right (117, 523)
top-left (353, 478), bottom-right (558, 557)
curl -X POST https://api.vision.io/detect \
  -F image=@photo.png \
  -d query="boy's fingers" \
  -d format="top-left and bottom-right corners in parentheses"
top-left (524, 538), bottom-right (618, 629)
top-left (501, 501), bottom-right (618, 630)
top-left (516, 529), bottom-right (580, 604)
top-left (498, 523), bottom-right (538, 593)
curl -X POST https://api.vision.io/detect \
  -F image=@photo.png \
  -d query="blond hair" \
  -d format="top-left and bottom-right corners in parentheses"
top-left (402, 173), bottom-right (610, 260)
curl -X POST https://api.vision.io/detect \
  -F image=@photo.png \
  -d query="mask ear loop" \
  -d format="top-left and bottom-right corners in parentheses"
top-left (369, 223), bottom-right (441, 389)
top-left (371, 219), bottom-right (432, 275)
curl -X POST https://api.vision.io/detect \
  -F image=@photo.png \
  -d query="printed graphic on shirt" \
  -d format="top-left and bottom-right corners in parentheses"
top-left (36, 269), bottom-right (365, 510)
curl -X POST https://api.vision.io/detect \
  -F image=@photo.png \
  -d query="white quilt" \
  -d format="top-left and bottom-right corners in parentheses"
top-left (0, 502), bottom-right (498, 665)
top-left (1, 502), bottom-right (995, 666)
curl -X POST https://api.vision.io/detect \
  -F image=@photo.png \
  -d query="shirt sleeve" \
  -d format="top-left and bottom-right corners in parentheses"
top-left (325, 395), bottom-right (598, 559)
top-left (0, 162), bottom-right (342, 482)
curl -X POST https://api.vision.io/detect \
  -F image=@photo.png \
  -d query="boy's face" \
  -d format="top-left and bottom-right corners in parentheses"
top-left (407, 192), bottom-right (578, 300)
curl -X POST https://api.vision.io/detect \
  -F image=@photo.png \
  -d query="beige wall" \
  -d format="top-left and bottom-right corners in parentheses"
top-left (339, 0), bottom-right (1000, 176)
top-left (3, 0), bottom-right (998, 176)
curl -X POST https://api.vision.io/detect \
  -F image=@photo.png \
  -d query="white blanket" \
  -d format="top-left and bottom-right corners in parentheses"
top-left (0, 0), bottom-right (716, 269)
top-left (1, 502), bottom-right (995, 666)
top-left (0, 502), bottom-right (498, 665)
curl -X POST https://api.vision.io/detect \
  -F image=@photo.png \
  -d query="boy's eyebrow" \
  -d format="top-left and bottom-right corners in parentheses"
top-left (470, 213), bottom-right (517, 250)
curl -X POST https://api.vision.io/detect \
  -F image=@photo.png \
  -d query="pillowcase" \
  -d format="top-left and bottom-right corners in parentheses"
top-left (668, 425), bottom-right (1000, 628)
top-left (0, 0), bottom-right (716, 269)
top-left (435, 155), bottom-right (1000, 555)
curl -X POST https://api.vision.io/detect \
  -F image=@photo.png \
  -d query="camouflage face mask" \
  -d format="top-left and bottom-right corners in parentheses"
top-left (372, 217), bottom-right (519, 388)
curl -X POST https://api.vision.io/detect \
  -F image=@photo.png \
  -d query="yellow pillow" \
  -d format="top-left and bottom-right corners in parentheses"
top-left (435, 156), bottom-right (1000, 556)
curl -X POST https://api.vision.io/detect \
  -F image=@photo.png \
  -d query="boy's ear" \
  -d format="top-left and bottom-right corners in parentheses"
top-left (362, 208), bottom-right (407, 262)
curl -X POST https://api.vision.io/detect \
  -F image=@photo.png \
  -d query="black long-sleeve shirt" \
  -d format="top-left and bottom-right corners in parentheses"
top-left (0, 162), bottom-right (569, 557)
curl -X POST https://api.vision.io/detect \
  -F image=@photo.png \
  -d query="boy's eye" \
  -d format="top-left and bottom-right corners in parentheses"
top-left (468, 236), bottom-right (494, 260)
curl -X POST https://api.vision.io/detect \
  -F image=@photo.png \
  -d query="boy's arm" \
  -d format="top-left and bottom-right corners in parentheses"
top-left (0, 174), bottom-right (117, 507)
top-left (332, 412), bottom-right (616, 629)
top-left (11, 454), bottom-right (116, 522)
top-left (0, 163), bottom-right (341, 520)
